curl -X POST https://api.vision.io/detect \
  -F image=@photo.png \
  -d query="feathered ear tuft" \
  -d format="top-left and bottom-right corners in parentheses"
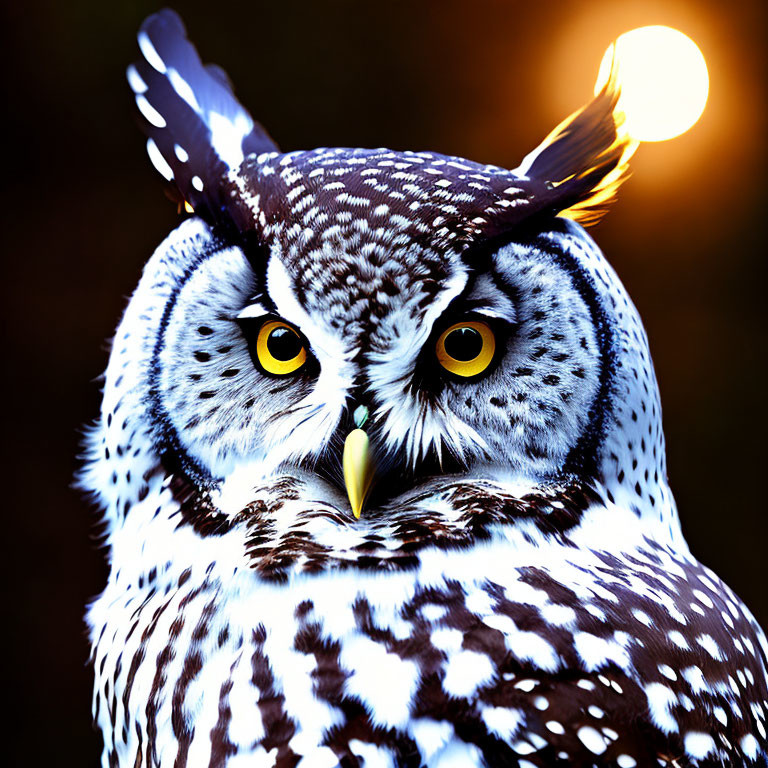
top-left (128, 9), bottom-right (279, 225)
top-left (515, 49), bottom-right (637, 227)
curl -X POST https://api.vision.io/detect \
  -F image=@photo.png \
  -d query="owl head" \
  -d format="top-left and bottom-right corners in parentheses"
top-left (83, 11), bottom-right (679, 578)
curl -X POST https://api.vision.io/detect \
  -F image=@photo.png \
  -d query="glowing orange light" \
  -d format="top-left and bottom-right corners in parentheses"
top-left (595, 26), bottom-right (709, 142)
top-left (184, 201), bottom-right (194, 213)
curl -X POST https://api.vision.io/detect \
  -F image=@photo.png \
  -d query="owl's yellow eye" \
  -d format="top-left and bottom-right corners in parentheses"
top-left (435, 320), bottom-right (496, 377)
top-left (256, 320), bottom-right (307, 375)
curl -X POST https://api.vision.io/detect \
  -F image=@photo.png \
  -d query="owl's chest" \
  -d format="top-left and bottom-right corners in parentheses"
top-left (90, 537), bottom-right (768, 766)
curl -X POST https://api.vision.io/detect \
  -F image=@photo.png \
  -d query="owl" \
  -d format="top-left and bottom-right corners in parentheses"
top-left (82, 10), bottom-right (768, 768)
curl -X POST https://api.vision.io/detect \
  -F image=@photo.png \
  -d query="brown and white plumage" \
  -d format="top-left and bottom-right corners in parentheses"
top-left (82, 11), bottom-right (768, 767)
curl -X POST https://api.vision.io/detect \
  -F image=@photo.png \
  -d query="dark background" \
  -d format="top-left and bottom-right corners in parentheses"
top-left (2, 0), bottom-right (765, 764)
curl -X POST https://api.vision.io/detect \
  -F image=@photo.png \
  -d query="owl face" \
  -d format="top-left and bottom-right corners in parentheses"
top-left (151, 151), bottom-right (604, 511)
top-left (84, 10), bottom-right (676, 572)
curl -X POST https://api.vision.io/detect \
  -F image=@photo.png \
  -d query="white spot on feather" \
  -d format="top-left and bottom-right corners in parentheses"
top-left (348, 741), bottom-right (394, 768)
top-left (644, 683), bottom-right (679, 733)
top-left (428, 741), bottom-right (483, 767)
top-left (341, 636), bottom-right (419, 729)
top-left (692, 589), bottom-right (715, 608)
top-left (168, 68), bottom-right (201, 112)
top-left (209, 111), bottom-right (253, 169)
top-left (741, 734), bottom-right (759, 760)
top-left (126, 65), bottom-right (147, 93)
top-left (632, 609), bottom-right (652, 627)
top-left (484, 614), bottom-right (559, 671)
top-left (658, 664), bottom-right (677, 681)
top-left (409, 719), bottom-right (453, 761)
top-left (481, 707), bottom-right (523, 739)
top-left (421, 604), bottom-right (447, 622)
top-left (573, 632), bottom-right (630, 671)
top-left (577, 726), bottom-right (607, 754)
top-left (442, 650), bottom-right (494, 697)
top-left (507, 629), bottom-right (559, 671)
top-left (430, 628), bottom-right (463, 653)
top-left (146, 139), bottom-right (173, 181)
top-left (540, 603), bottom-right (576, 626)
top-left (135, 95), bottom-right (166, 128)
top-left (697, 634), bottom-right (722, 660)
top-left (684, 731), bottom-right (715, 759)
top-left (668, 630), bottom-right (689, 649)
top-left (138, 31), bottom-right (166, 73)
top-left (713, 706), bottom-right (727, 726)
top-left (465, 590), bottom-right (494, 615)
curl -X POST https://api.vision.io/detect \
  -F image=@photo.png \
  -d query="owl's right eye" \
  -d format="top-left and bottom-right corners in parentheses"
top-left (254, 320), bottom-right (307, 376)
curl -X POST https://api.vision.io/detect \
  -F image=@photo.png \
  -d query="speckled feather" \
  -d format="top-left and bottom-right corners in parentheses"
top-left (82, 10), bottom-right (768, 768)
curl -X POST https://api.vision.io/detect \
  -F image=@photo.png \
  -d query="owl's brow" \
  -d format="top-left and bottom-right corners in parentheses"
top-left (235, 302), bottom-right (271, 321)
top-left (440, 298), bottom-right (517, 329)
top-left (444, 272), bottom-right (517, 326)
top-left (461, 300), bottom-right (517, 326)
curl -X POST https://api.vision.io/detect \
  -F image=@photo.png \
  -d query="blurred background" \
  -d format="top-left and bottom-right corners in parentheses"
top-left (1, 0), bottom-right (765, 764)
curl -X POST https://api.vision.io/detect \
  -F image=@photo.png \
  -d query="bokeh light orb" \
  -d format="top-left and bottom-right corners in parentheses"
top-left (595, 26), bottom-right (709, 142)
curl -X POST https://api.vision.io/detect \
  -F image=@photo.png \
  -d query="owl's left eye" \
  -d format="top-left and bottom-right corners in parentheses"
top-left (435, 320), bottom-right (496, 377)
top-left (255, 320), bottom-right (307, 376)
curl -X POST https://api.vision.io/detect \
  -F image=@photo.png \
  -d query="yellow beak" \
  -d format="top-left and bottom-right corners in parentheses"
top-left (343, 428), bottom-right (374, 519)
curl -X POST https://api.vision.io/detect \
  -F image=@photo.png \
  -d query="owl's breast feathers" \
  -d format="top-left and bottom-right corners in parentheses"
top-left (90, 506), bottom-right (768, 767)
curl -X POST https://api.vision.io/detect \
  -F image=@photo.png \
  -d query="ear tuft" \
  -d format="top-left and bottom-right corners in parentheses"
top-left (128, 9), bottom-right (279, 224)
top-left (515, 50), bottom-right (637, 226)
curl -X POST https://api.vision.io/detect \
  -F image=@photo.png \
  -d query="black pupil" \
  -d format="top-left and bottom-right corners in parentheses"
top-left (267, 327), bottom-right (302, 361)
top-left (444, 327), bottom-right (483, 361)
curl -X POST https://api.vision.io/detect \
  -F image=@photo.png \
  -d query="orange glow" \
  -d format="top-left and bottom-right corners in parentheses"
top-left (595, 26), bottom-right (709, 142)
